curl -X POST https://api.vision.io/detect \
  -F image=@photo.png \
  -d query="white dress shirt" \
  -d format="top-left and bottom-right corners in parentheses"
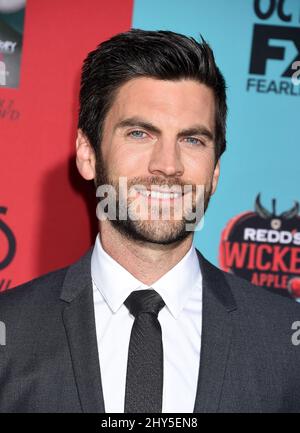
top-left (91, 233), bottom-right (203, 413)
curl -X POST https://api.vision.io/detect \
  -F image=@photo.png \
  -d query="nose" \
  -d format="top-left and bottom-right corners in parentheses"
top-left (148, 139), bottom-right (184, 177)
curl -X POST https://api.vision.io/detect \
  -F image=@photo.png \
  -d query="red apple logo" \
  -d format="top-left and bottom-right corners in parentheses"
top-left (220, 194), bottom-right (300, 297)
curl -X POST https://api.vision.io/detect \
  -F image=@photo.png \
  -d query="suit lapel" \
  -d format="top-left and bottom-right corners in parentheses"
top-left (58, 245), bottom-right (237, 413)
top-left (60, 248), bottom-right (105, 413)
top-left (193, 249), bottom-right (237, 413)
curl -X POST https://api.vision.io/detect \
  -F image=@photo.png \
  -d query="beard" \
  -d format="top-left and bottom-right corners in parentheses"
top-left (95, 152), bottom-right (213, 245)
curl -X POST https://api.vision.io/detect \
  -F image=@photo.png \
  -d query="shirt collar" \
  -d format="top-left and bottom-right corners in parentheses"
top-left (91, 233), bottom-right (202, 319)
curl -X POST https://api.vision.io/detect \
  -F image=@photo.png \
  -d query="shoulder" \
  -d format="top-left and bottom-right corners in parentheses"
top-left (0, 246), bottom-right (93, 319)
top-left (0, 265), bottom-right (72, 348)
top-left (223, 269), bottom-right (300, 317)
top-left (0, 265), bottom-right (68, 315)
top-left (198, 250), bottom-right (300, 320)
top-left (229, 277), bottom-right (300, 341)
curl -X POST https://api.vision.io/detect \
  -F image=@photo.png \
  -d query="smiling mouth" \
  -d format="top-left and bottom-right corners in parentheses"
top-left (133, 187), bottom-right (184, 200)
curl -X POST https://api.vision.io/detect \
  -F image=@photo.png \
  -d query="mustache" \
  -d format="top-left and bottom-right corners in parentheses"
top-left (126, 176), bottom-right (191, 189)
top-left (95, 158), bottom-right (209, 195)
top-left (96, 155), bottom-right (198, 190)
top-left (106, 177), bottom-right (200, 193)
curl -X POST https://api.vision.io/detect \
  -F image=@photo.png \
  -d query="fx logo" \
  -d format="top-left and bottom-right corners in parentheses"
top-left (249, 24), bottom-right (300, 78)
top-left (250, 0), bottom-right (300, 78)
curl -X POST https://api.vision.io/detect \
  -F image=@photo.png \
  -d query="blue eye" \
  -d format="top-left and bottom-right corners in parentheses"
top-left (184, 137), bottom-right (204, 146)
top-left (128, 130), bottom-right (147, 139)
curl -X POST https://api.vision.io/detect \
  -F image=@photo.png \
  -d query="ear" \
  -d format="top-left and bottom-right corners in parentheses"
top-left (76, 129), bottom-right (96, 180)
top-left (211, 159), bottom-right (220, 196)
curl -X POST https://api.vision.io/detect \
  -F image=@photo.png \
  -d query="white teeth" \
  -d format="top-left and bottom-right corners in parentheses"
top-left (138, 190), bottom-right (151, 197)
top-left (137, 189), bottom-right (181, 199)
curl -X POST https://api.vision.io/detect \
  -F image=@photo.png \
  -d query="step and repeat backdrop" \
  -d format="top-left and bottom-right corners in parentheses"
top-left (1, 0), bottom-right (300, 300)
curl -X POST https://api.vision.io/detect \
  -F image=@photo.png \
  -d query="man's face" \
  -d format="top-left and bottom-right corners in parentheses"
top-left (94, 77), bottom-right (220, 244)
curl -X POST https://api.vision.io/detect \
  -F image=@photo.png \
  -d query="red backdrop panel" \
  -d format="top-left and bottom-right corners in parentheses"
top-left (0, 0), bottom-right (133, 290)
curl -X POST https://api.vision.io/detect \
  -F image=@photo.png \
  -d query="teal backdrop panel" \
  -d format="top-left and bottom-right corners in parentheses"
top-left (132, 0), bottom-right (300, 279)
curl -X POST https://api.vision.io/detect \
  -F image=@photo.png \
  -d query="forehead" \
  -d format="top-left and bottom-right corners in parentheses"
top-left (105, 77), bottom-right (215, 130)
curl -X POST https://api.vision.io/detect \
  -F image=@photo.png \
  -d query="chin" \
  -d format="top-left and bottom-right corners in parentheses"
top-left (111, 218), bottom-right (191, 245)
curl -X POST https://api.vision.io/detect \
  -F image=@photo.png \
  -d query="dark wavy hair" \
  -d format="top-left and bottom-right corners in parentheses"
top-left (78, 29), bottom-right (227, 161)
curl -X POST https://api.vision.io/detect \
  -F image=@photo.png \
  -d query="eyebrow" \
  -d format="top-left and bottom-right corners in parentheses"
top-left (114, 116), bottom-right (214, 142)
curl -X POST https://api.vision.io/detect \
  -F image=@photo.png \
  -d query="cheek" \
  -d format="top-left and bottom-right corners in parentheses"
top-left (184, 153), bottom-right (216, 185)
top-left (106, 146), bottom-right (150, 177)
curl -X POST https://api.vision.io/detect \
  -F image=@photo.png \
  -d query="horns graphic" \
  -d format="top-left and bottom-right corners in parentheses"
top-left (280, 202), bottom-right (300, 220)
top-left (255, 194), bottom-right (272, 219)
top-left (255, 194), bottom-right (300, 220)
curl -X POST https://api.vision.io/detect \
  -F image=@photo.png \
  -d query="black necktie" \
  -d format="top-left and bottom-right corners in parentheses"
top-left (124, 289), bottom-right (165, 413)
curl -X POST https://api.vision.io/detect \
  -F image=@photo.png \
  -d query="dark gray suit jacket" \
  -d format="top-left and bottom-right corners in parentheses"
top-left (0, 247), bottom-right (300, 413)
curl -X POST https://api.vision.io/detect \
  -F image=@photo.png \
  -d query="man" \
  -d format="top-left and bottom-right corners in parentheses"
top-left (0, 29), bottom-right (300, 413)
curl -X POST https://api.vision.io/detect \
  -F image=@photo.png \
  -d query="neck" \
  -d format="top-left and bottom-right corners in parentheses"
top-left (98, 220), bottom-right (193, 286)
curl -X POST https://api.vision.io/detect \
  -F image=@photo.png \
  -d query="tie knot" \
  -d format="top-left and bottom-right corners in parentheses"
top-left (124, 289), bottom-right (165, 318)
